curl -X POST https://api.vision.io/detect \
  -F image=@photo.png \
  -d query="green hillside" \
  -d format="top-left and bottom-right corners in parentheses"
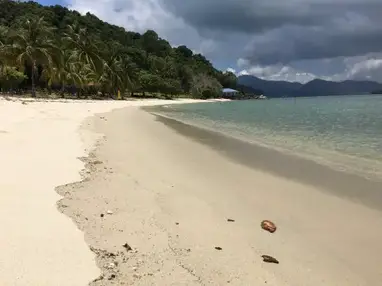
top-left (0, 0), bottom-right (237, 99)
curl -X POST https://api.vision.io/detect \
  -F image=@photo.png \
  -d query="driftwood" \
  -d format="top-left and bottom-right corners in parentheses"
top-left (262, 255), bottom-right (279, 264)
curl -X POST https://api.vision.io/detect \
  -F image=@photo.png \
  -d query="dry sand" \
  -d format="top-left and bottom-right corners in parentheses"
top-left (1, 97), bottom-right (382, 285)
top-left (0, 97), bottom-right (212, 286)
top-left (63, 107), bottom-right (382, 285)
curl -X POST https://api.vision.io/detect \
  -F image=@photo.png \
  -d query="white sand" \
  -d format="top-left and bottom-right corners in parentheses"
top-left (2, 96), bottom-right (381, 286)
top-left (0, 97), bottom-right (210, 286)
top-left (74, 107), bottom-right (382, 285)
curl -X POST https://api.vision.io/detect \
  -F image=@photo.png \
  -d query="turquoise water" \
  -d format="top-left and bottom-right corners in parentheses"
top-left (157, 95), bottom-right (382, 181)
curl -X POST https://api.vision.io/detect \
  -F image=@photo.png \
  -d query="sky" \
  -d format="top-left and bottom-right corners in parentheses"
top-left (35, 0), bottom-right (382, 83)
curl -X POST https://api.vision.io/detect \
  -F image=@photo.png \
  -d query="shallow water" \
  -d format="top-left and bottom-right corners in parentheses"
top-left (156, 95), bottom-right (382, 181)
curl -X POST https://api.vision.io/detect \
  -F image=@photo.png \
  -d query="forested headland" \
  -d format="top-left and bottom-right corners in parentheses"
top-left (0, 0), bottom-right (237, 99)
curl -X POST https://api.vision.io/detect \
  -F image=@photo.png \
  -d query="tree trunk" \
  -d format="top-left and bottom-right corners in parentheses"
top-left (31, 61), bottom-right (36, 97)
top-left (60, 82), bottom-right (65, 98)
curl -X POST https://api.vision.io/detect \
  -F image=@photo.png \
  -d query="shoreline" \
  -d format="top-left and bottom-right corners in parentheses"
top-left (59, 106), bottom-right (382, 285)
top-left (151, 112), bottom-right (382, 211)
top-left (2, 97), bottom-right (382, 285)
top-left (147, 103), bottom-right (382, 184)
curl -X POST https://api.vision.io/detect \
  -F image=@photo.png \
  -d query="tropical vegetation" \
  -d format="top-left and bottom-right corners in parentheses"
top-left (0, 0), bottom-right (237, 99)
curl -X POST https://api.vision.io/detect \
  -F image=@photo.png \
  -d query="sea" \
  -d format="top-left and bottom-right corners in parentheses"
top-left (156, 95), bottom-right (382, 182)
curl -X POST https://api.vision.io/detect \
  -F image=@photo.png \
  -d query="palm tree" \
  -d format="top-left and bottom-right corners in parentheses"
top-left (121, 55), bottom-right (137, 94)
top-left (98, 52), bottom-right (124, 95)
top-left (7, 17), bottom-right (57, 97)
top-left (63, 23), bottom-right (103, 76)
top-left (0, 26), bottom-right (7, 47)
top-left (106, 44), bottom-right (136, 94)
top-left (43, 49), bottom-right (85, 93)
top-left (0, 26), bottom-right (9, 67)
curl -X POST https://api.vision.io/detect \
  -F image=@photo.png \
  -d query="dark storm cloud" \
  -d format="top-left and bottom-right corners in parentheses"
top-left (161, 0), bottom-right (320, 34)
top-left (245, 22), bottom-right (382, 65)
top-left (161, 0), bottom-right (382, 64)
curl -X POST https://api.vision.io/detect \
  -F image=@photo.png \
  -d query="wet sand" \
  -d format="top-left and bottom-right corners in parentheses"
top-left (154, 113), bottom-right (382, 211)
top-left (59, 106), bottom-right (382, 285)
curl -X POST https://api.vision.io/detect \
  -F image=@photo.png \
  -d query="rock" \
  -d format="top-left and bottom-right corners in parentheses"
top-left (123, 243), bottom-right (132, 252)
top-left (227, 219), bottom-right (235, 222)
top-left (108, 274), bottom-right (116, 280)
top-left (261, 220), bottom-right (277, 233)
top-left (92, 275), bottom-right (104, 282)
top-left (175, 222), bottom-right (179, 225)
top-left (215, 247), bottom-right (223, 251)
top-left (107, 210), bottom-right (113, 215)
top-left (100, 213), bottom-right (104, 218)
top-left (132, 267), bottom-right (137, 271)
top-left (133, 273), bottom-right (141, 279)
top-left (105, 262), bottom-right (116, 269)
top-left (261, 255), bottom-right (279, 264)
top-left (105, 252), bottom-right (116, 258)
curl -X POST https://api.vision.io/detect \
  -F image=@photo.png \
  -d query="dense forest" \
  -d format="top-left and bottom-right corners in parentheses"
top-left (0, 0), bottom-right (237, 99)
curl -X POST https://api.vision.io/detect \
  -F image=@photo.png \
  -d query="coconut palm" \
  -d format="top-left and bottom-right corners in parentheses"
top-left (43, 49), bottom-right (85, 93)
top-left (7, 17), bottom-right (58, 97)
top-left (0, 26), bottom-right (7, 47)
top-left (104, 44), bottom-right (136, 94)
top-left (121, 55), bottom-right (137, 93)
top-left (98, 53), bottom-right (124, 95)
top-left (0, 26), bottom-right (9, 67)
top-left (63, 23), bottom-right (103, 76)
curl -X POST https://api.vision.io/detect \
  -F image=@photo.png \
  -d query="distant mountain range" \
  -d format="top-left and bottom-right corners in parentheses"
top-left (238, 75), bottom-right (382, 97)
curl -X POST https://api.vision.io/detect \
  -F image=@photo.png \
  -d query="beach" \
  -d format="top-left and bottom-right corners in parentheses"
top-left (0, 97), bottom-right (214, 286)
top-left (1, 97), bottom-right (382, 285)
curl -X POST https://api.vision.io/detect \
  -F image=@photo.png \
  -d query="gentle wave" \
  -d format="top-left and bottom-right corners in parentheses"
top-left (156, 95), bottom-right (382, 181)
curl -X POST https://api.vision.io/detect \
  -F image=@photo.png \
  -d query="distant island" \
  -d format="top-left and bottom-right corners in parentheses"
top-left (238, 75), bottom-right (382, 98)
top-left (0, 0), bottom-right (237, 99)
top-left (371, 90), bottom-right (382, 94)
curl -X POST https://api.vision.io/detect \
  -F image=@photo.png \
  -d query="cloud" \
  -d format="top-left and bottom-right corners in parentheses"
top-left (68, 0), bottom-right (168, 32)
top-left (237, 62), bottom-right (317, 83)
top-left (63, 0), bottom-right (382, 82)
top-left (162, 0), bottom-right (382, 65)
top-left (66, 0), bottom-right (219, 58)
top-left (237, 53), bottom-right (382, 83)
top-left (161, 0), bottom-right (340, 35)
top-left (342, 54), bottom-right (382, 81)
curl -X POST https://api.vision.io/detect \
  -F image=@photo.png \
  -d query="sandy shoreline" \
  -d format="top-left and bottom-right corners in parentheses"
top-left (152, 113), bottom-right (382, 211)
top-left (1, 97), bottom-right (382, 285)
top-left (0, 97), bottom-right (216, 286)
top-left (64, 106), bottom-right (382, 285)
